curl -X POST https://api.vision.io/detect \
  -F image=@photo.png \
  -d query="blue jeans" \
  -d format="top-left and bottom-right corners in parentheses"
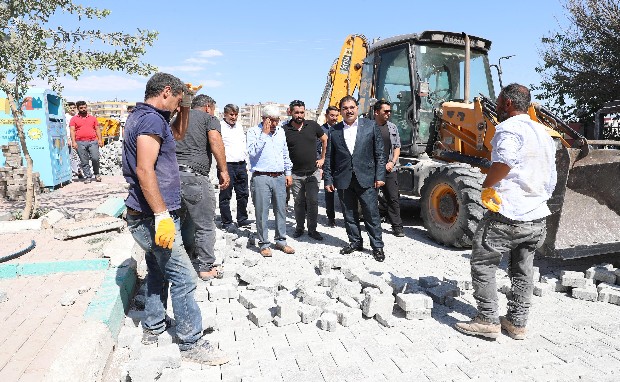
top-left (76, 140), bottom-right (100, 178)
top-left (250, 174), bottom-right (288, 250)
top-left (291, 170), bottom-right (320, 233)
top-left (337, 173), bottom-right (384, 249)
top-left (179, 172), bottom-right (216, 273)
top-left (218, 162), bottom-right (249, 226)
top-left (126, 212), bottom-right (202, 350)
top-left (470, 212), bottom-right (547, 326)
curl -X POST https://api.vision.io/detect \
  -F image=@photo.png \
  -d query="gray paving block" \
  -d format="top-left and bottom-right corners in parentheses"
top-left (586, 267), bottom-right (617, 284)
top-left (338, 306), bottom-right (362, 327)
top-left (254, 277), bottom-right (281, 294)
top-left (533, 282), bottom-right (552, 297)
top-left (361, 292), bottom-right (395, 318)
top-left (375, 312), bottom-right (397, 327)
top-left (386, 275), bottom-right (421, 295)
top-left (419, 275), bottom-right (441, 288)
top-left (318, 258), bottom-right (334, 275)
top-left (596, 282), bottom-right (620, 293)
top-left (532, 266), bottom-right (540, 282)
top-left (616, 268), bottom-right (620, 285)
top-left (210, 277), bottom-right (239, 287)
top-left (274, 313), bottom-right (301, 327)
top-left (571, 287), bottom-right (598, 302)
top-left (404, 307), bottom-right (432, 320)
top-left (248, 308), bottom-right (274, 327)
top-left (561, 270), bottom-right (586, 288)
top-left (338, 295), bottom-right (360, 309)
top-left (318, 312), bottom-right (338, 331)
top-left (356, 273), bottom-right (393, 295)
top-left (237, 267), bottom-right (262, 284)
top-left (297, 304), bottom-right (322, 324)
top-left (443, 276), bottom-right (472, 291)
top-left (319, 274), bottom-right (339, 287)
top-left (242, 255), bottom-right (260, 267)
top-left (395, 292), bottom-right (433, 311)
top-left (540, 274), bottom-right (570, 293)
top-left (301, 292), bottom-right (332, 308)
top-left (426, 283), bottom-right (459, 305)
top-left (140, 343), bottom-right (181, 369)
top-left (327, 278), bottom-right (362, 299)
top-left (127, 360), bottom-right (162, 382)
top-left (207, 284), bottom-right (238, 301)
top-left (238, 290), bottom-right (274, 309)
top-left (598, 288), bottom-right (620, 305)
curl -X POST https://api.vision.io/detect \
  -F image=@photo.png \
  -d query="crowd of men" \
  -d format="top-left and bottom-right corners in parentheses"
top-left (117, 72), bottom-right (557, 365)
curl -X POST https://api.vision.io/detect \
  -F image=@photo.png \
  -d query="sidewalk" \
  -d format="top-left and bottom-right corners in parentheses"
top-left (0, 176), bottom-right (131, 381)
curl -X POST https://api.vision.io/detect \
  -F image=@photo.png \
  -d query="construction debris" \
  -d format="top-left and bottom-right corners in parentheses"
top-left (98, 141), bottom-right (123, 176)
top-left (0, 142), bottom-right (45, 201)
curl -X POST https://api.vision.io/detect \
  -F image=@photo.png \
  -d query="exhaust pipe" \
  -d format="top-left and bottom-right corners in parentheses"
top-left (463, 33), bottom-right (470, 103)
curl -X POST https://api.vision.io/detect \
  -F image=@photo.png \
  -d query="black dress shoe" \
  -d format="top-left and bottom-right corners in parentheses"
top-left (372, 248), bottom-right (385, 262)
top-left (340, 243), bottom-right (363, 255)
top-left (292, 229), bottom-right (304, 238)
top-left (308, 231), bottom-right (323, 241)
top-left (237, 219), bottom-right (253, 227)
top-left (328, 219), bottom-right (336, 228)
top-left (393, 227), bottom-right (405, 237)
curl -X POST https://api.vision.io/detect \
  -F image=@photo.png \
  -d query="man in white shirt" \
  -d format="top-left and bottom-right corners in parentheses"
top-left (455, 83), bottom-right (557, 341)
top-left (219, 104), bottom-right (251, 231)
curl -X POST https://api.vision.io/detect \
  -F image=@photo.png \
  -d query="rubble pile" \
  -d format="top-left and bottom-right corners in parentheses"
top-left (99, 140), bottom-right (123, 176)
top-left (0, 142), bottom-right (44, 200)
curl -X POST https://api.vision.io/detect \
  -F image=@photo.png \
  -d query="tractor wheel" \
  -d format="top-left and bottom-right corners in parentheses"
top-left (420, 165), bottom-right (485, 248)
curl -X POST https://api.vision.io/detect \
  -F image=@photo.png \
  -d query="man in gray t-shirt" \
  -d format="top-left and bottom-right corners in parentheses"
top-left (175, 95), bottom-right (230, 281)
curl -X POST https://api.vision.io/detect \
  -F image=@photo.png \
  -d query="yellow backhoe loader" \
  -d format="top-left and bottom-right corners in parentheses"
top-left (319, 31), bottom-right (620, 259)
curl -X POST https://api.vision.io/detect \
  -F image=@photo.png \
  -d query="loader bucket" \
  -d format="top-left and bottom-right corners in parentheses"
top-left (541, 146), bottom-right (620, 259)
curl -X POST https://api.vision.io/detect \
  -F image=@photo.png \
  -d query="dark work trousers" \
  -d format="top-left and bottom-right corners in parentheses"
top-left (470, 211), bottom-right (546, 327)
top-left (179, 171), bottom-right (217, 273)
top-left (291, 169), bottom-right (320, 233)
top-left (378, 170), bottom-right (403, 229)
top-left (337, 173), bottom-right (384, 249)
top-left (218, 161), bottom-right (249, 226)
top-left (76, 140), bottom-right (100, 178)
top-left (324, 187), bottom-right (336, 221)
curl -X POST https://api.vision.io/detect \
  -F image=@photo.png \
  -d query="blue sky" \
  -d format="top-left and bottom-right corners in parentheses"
top-left (47, 0), bottom-right (570, 109)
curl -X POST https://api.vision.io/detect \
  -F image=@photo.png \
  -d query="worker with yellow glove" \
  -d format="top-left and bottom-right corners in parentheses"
top-left (122, 73), bottom-right (230, 366)
top-left (455, 84), bottom-right (557, 341)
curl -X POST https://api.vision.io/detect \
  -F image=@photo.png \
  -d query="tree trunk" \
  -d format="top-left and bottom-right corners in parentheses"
top-left (6, 93), bottom-right (35, 219)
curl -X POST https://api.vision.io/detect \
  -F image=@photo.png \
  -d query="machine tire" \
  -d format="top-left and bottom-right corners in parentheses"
top-left (420, 164), bottom-right (485, 248)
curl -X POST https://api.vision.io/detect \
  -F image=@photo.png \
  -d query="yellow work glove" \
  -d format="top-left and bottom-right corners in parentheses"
top-left (154, 210), bottom-right (175, 249)
top-left (481, 187), bottom-right (502, 213)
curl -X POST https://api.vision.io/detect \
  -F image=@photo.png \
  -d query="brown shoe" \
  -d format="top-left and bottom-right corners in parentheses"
top-left (455, 316), bottom-right (500, 339)
top-left (260, 248), bottom-right (272, 257)
top-left (274, 243), bottom-right (295, 254)
top-left (500, 316), bottom-right (527, 340)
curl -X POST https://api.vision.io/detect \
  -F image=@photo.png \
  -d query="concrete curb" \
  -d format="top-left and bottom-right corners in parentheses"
top-left (0, 258), bottom-right (110, 279)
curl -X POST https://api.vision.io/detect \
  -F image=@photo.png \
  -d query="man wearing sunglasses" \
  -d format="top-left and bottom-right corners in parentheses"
top-left (374, 100), bottom-right (404, 237)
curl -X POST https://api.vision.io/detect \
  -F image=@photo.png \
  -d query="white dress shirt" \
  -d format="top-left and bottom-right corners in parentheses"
top-left (491, 114), bottom-right (557, 221)
top-left (221, 121), bottom-right (247, 162)
top-left (343, 118), bottom-right (359, 154)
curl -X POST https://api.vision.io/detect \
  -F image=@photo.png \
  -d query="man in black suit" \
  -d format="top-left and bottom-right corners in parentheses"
top-left (323, 96), bottom-right (386, 262)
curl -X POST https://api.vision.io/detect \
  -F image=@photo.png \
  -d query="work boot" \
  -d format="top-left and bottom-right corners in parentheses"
top-left (141, 316), bottom-right (175, 345)
top-left (292, 229), bottom-right (304, 238)
top-left (454, 316), bottom-right (500, 339)
top-left (181, 339), bottom-right (230, 366)
top-left (328, 219), bottom-right (336, 228)
top-left (500, 316), bottom-right (527, 340)
top-left (392, 226), bottom-right (405, 237)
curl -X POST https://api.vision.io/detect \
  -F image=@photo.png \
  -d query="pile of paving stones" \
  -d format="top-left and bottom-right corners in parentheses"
top-left (99, 140), bottom-right (123, 176)
top-left (0, 142), bottom-right (44, 200)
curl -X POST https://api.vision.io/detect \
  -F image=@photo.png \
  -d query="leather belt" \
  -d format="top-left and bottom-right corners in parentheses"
top-left (227, 161), bottom-right (246, 165)
top-left (293, 169), bottom-right (317, 176)
top-left (178, 164), bottom-right (205, 176)
top-left (253, 171), bottom-right (283, 177)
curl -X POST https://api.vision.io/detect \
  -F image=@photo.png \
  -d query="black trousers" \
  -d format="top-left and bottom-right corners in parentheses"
top-left (218, 162), bottom-right (249, 226)
top-left (378, 171), bottom-right (402, 228)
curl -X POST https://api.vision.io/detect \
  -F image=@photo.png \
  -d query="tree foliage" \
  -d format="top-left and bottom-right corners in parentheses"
top-left (0, 1), bottom-right (158, 218)
top-left (535, 0), bottom-right (620, 122)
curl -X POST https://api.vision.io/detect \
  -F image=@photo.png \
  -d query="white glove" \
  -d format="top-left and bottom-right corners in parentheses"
top-left (154, 209), bottom-right (171, 228)
top-left (181, 93), bottom-right (193, 108)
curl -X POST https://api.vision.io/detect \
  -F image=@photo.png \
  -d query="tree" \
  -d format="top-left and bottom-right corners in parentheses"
top-left (535, 0), bottom-right (620, 122)
top-left (0, 1), bottom-right (157, 219)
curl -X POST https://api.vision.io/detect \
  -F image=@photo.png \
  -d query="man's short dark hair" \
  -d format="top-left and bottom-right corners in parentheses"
top-left (67, 101), bottom-right (76, 107)
top-left (144, 72), bottom-right (185, 101)
top-left (289, 100), bottom-right (305, 110)
top-left (126, 105), bottom-right (135, 113)
top-left (500, 83), bottom-right (531, 112)
top-left (373, 99), bottom-right (391, 112)
top-left (326, 105), bottom-right (338, 113)
top-left (339, 95), bottom-right (358, 109)
top-left (192, 94), bottom-right (216, 109)
top-left (224, 104), bottom-right (239, 114)
top-left (76, 100), bottom-right (87, 107)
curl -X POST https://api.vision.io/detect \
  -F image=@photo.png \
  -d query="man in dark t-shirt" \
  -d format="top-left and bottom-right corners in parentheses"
top-left (175, 94), bottom-right (230, 281)
top-left (284, 100), bottom-right (327, 240)
top-left (122, 73), bottom-right (229, 366)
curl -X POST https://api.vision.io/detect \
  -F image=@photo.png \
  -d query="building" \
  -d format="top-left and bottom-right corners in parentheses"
top-left (239, 102), bottom-right (318, 130)
top-left (88, 101), bottom-right (135, 120)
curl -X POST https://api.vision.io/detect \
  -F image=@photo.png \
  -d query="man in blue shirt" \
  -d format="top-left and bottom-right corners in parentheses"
top-left (123, 72), bottom-right (230, 365)
top-left (247, 104), bottom-right (295, 257)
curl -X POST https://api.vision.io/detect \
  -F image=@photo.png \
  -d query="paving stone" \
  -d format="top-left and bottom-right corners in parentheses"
top-left (586, 266), bottom-right (617, 284)
top-left (405, 307), bottom-right (432, 320)
top-left (361, 291), bottom-right (394, 318)
top-left (395, 292), bottom-right (433, 311)
top-left (238, 290), bottom-right (275, 309)
top-left (327, 278), bottom-right (362, 299)
top-left (385, 275), bottom-right (421, 295)
top-left (248, 308), bottom-right (274, 327)
top-left (301, 292), bottom-right (332, 308)
top-left (534, 282), bottom-right (553, 297)
top-left (318, 258), bottom-right (334, 275)
top-left (253, 277), bottom-right (281, 294)
top-left (211, 277), bottom-right (239, 286)
top-left (532, 266), bottom-right (541, 282)
top-left (243, 255), bottom-right (260, 267)
top-left (426, 283), bottom-right (459, 305)
top-left (297, 304), bottom-right (322, 324)
top-left (540, 274), bottom-right (570, 293)
top-left (419, 275), bottom-right (441, 288)
top-left (319, 274), bottom-right (339, 287)
top-left (275, 301), bottom-right (301, 326)
top-left (207, 284), bottom-right (238, 301)
top-left (338, 306), bottom-right (362, 327)
top-left (596, 282), bottom-right (620, 293)
top-left (317, 312), bottom-right (338, 331)
top-left (615, 268), bottom-right (620, 285)
top-left (338, 295), bottom-right (360, 309)
top-left (126, 360), bottom-right (163, 382)
top-left (598, 288), bottom-right (620, 305)
top-left (572, 287), bottom-right (598, 302)
top-left (561, 270), bottom-right (587, 288)
top-left (443, 276), bottom-right (472, 291)
top-left (140, 343), bottom-right (181, 369)
top-left (238, 267), bottom-right (262, 284)
top-left (375, 312), bottom-right (397, 327)
top-left (356, 273), bottom-right (393, 294)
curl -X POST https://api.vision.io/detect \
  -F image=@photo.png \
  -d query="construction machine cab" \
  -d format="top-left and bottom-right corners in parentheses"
top-left (359, 31), bottom-right (495, 156)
